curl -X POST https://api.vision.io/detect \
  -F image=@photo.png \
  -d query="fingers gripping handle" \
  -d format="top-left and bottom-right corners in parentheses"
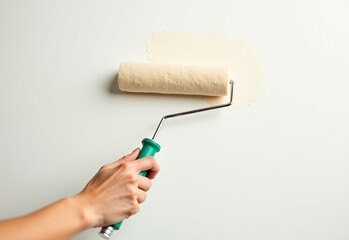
top-left (136, 138), bottom-right (161, 177)
top-left (99, 138), bottom-right (161, 239)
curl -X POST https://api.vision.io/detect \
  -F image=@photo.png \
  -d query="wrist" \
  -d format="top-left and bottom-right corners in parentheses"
top-left (69, 194), bottom-right (99, 229)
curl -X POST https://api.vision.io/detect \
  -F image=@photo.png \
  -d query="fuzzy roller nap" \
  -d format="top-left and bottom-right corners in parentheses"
top-left (118, 62), bottom-right (230, 96)
top-left (99, 61), bottom-right (234, 239)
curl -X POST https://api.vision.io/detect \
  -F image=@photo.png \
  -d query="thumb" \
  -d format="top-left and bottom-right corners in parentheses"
top-left (102, 148), bottom-right (140, 170)
top-left (119, 148), bottom-right (140, 163)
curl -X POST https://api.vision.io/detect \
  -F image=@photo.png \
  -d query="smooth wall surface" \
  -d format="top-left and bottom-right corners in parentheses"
top-left (1, 1), bottom-right (348, 239)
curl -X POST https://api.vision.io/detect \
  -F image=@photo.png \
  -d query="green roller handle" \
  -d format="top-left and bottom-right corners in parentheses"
top-left (111, 138), bottom-right (161, 231)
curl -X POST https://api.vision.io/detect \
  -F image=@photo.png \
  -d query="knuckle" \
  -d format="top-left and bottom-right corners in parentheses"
top-left (120, 161), bottom-right (134, 172)
top-left (130, 202), bottom-right (140, 213)
top-left (125, 202), bottom-right (140, 219)
top-left (125, 185), bottom-right (137, 197)
top-left (125, 173), bottom-right (137, 184)
top-left (147, 156), bottom-right (156, 164)
top-left (120, 162), bottom-right (131, 170)
top-left (148, 157), bottom-right (159, 169)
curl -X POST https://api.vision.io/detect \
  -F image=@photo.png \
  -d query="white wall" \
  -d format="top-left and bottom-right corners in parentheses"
top-left (1, 1), bottom-right (348, 239)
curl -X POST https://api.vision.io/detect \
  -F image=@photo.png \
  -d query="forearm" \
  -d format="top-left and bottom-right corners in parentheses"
top-left (0, 197), bottom-right (92, 240)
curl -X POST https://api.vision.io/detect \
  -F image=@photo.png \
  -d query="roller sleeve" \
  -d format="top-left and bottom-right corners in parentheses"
top-left (118, 62), bottom-right (229, 96)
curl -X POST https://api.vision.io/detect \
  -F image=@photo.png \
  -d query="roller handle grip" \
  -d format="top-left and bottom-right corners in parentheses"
top-left (99, 138), bottom-right (161, 239)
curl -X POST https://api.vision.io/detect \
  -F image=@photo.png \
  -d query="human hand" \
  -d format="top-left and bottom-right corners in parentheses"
top-left (73, 148), bottom-right (160, 228)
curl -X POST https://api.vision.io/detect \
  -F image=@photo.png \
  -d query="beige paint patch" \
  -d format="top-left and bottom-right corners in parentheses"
top-left (146, 31), bottom-right (263, 110)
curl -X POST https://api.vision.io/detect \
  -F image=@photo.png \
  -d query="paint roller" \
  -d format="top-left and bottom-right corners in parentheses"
top-left (99, 62), bottom-right (234, 239)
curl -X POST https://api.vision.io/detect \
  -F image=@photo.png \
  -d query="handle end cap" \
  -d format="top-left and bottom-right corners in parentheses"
top-left (99, 226), bottom-right (114, 239)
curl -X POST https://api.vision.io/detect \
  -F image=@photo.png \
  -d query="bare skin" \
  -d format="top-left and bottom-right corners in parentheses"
top-left (0, 148), bottom-right (160, 240)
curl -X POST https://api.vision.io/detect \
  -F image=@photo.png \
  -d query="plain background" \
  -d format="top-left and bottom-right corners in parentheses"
top-left (1, 0), bottom-right (348, 239)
